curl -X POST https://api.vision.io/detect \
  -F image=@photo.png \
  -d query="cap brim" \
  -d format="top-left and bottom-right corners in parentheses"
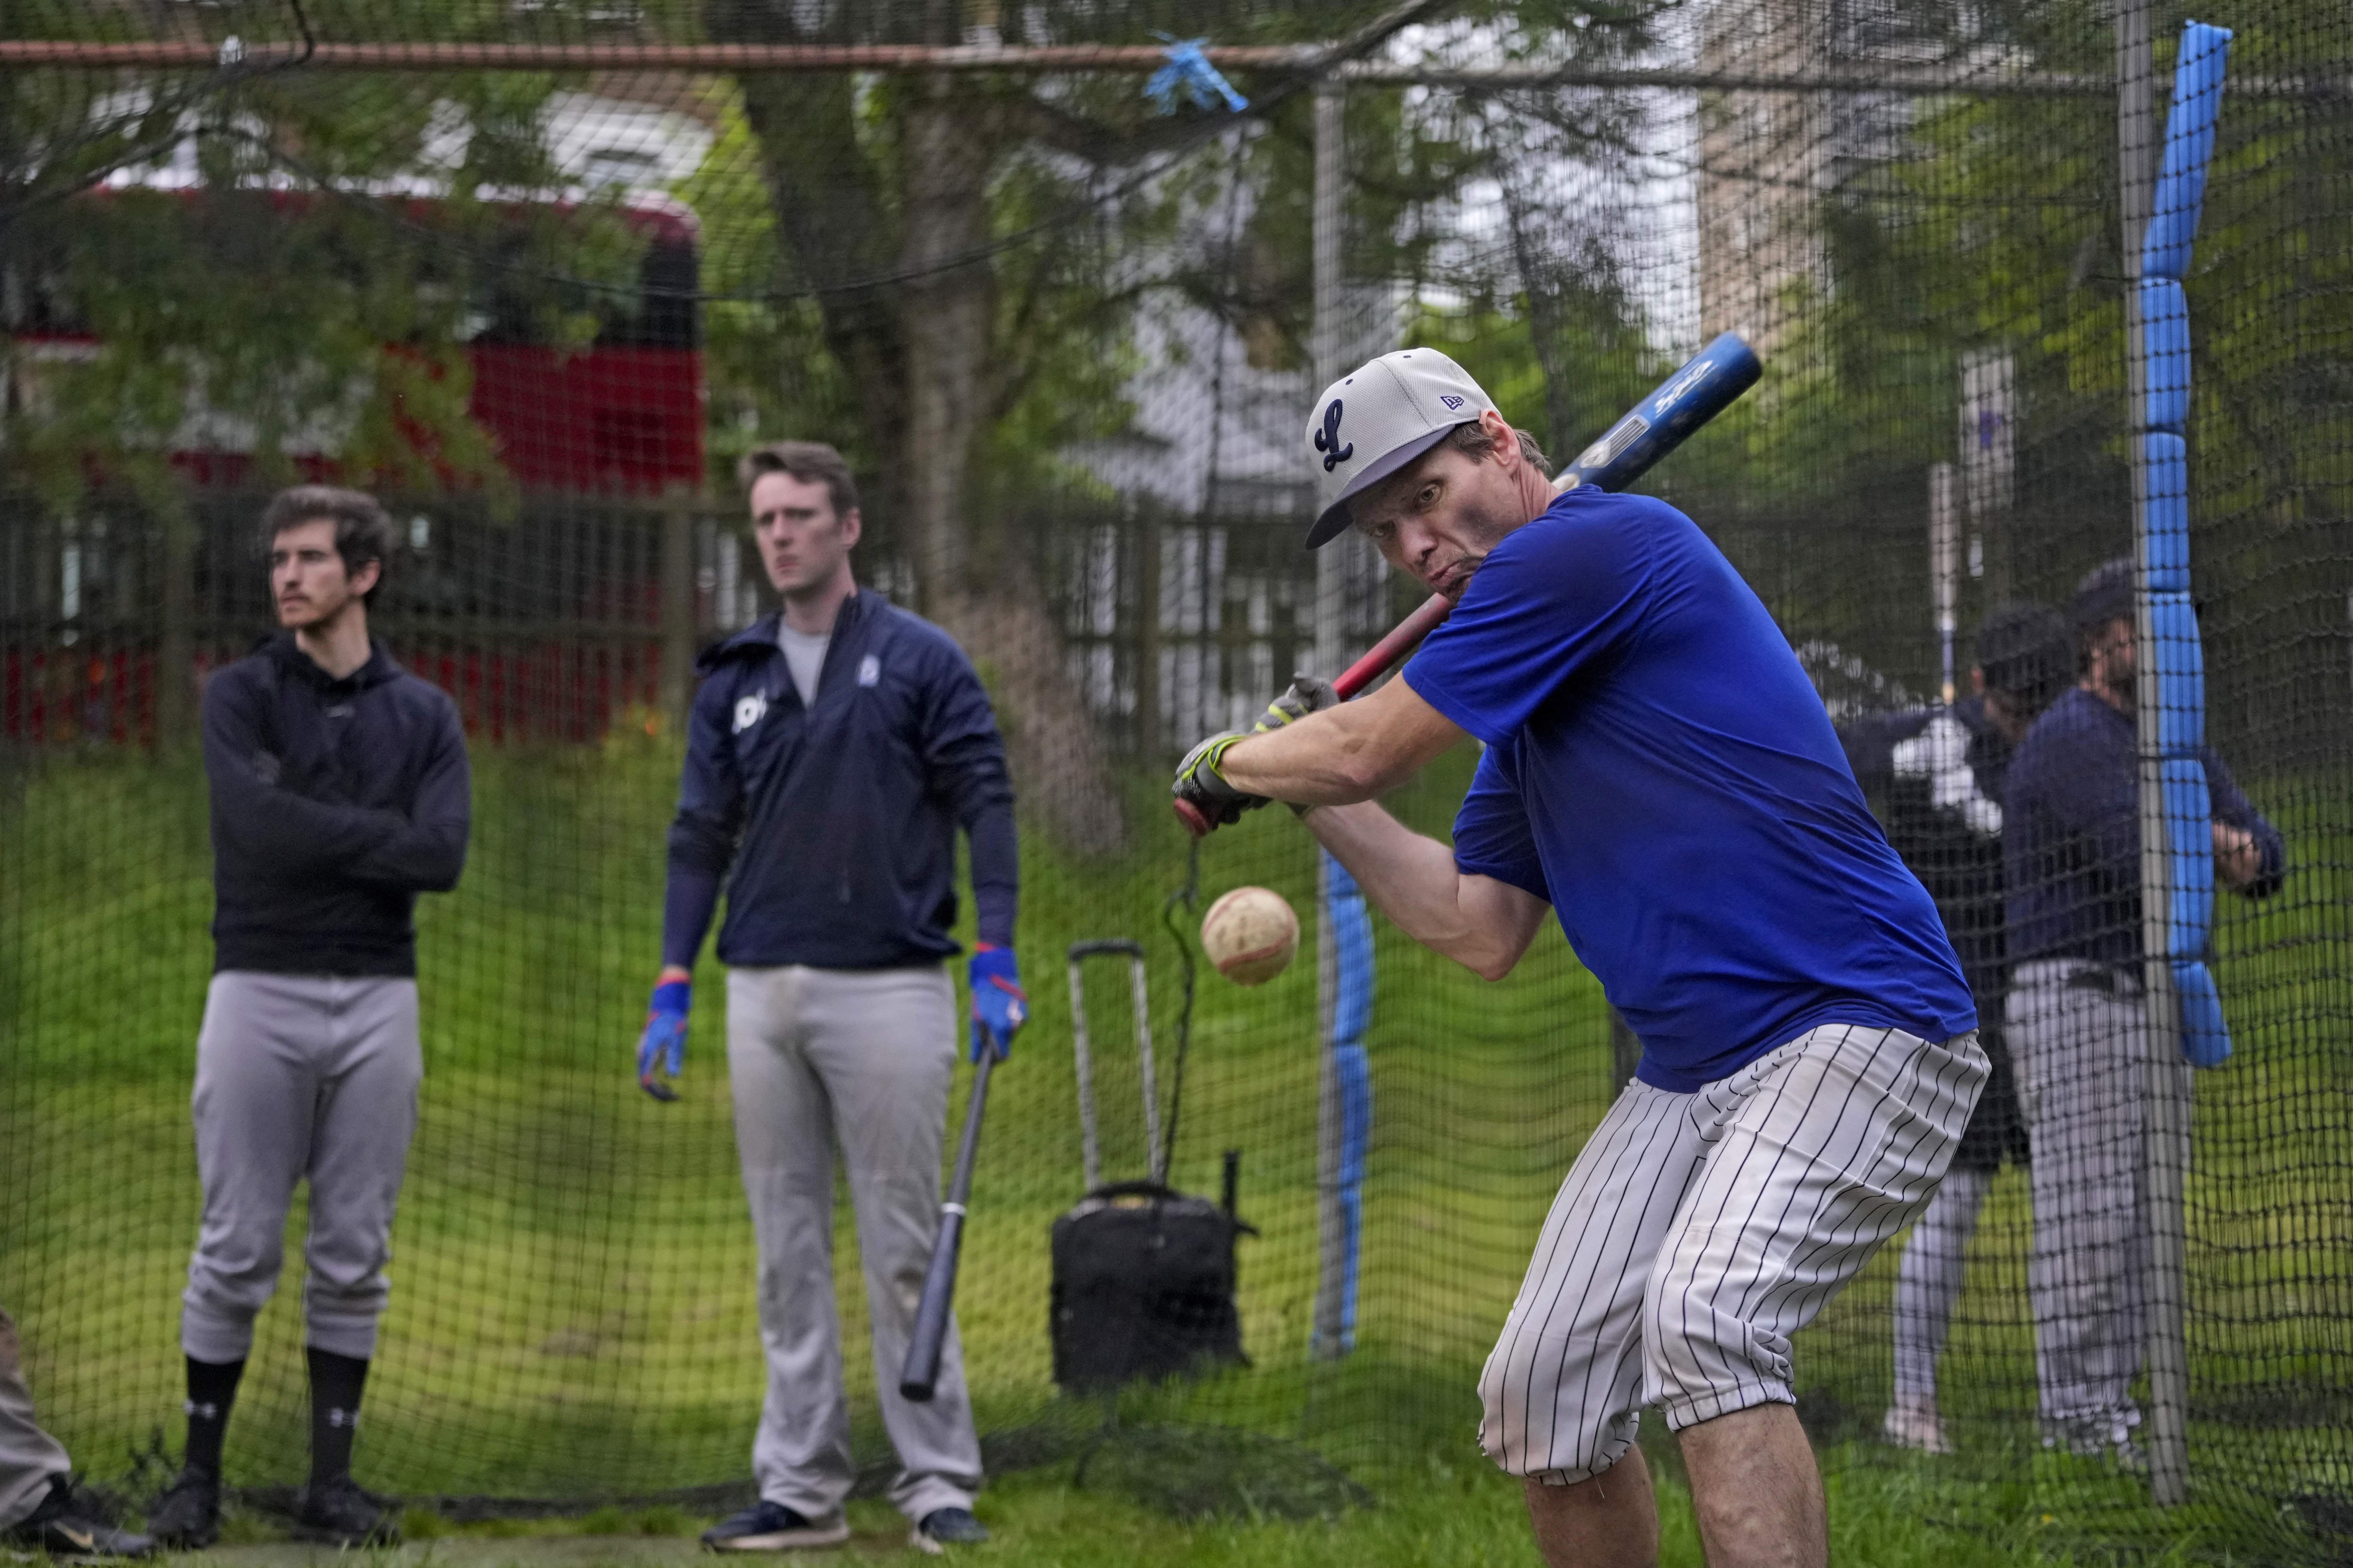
top-left (1303, 426), bottom-right (1454, 549)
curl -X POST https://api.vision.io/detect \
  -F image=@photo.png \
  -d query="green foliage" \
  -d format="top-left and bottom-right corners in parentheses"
top-left (1, 42), bottom-right (650, 514)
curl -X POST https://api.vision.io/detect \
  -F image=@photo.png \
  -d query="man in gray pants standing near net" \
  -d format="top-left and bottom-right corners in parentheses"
top-left (2004, 558), bottom-right (2280, 1464)
top-left (146, 487), bottom-right (471, 1549)
top-left (636, 441), bottom-right (1021, 1554)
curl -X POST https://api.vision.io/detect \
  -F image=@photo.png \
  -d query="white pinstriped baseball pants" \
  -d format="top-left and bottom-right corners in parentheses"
top-left (1479, 1022), bottom-right (1985, 1482)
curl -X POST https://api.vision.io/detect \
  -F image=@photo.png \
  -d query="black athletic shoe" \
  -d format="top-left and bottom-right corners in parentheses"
top-left (142, 1468), bottom-right (220, 1551)
top-left (913, 1507), bottom-right (990, 1550)
top-left (4, 1477), bottom-right (157, 1559)
top-left (699, 1500), bottom-right (849, 1551)
top-left (292, 1475), bottom-right (399, 1548)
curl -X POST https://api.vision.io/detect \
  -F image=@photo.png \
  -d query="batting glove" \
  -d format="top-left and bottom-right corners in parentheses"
top-left (1172, 731), bottom-right (1267, 828)
top-left (1253, 671), bottom-right (1338, 733)
top-left (637, 976), bottom-right (690, 1102)
top-left (968, 943), bottom-right (1027, 1063)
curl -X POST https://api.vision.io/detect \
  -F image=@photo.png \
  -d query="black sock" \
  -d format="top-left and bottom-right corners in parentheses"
top-left (182, 1357), bottom-right (245, 1479)
top-left (305, 1347), bottom-right (370, 1486)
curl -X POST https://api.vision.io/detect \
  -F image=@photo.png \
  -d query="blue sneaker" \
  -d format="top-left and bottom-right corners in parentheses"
top-left (913, 1507), bottom-right (989, 1551)
top-left (700, 1499), bottom-right (849, 1552)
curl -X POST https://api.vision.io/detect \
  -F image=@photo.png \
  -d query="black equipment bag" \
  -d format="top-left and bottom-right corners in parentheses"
top-left (1050, 1177), bottom-right (1252, 1391)
top-left (1055, 942), bottom-right (1252, 1391)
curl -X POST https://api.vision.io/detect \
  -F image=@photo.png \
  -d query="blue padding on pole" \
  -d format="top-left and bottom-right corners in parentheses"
top-left (2175, 960), bottom-right (2233, 1067)
top-left (2132, 21), bottom-right (2233, 1069)
top-left (2140, 280), bottom-right (2192, 431)
top-left (2152, 596), bottom-right (2206, 749)
top-left (2143, 436), bottom-right (2190, 593)
top-left (1323, 851), bottom-right (1375, 1352)
top-left (2143, 21), bottom-right (2233, 281)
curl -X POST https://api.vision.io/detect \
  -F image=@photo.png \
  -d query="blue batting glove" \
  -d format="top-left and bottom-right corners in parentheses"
top-left (968, 944), bottom-right (1026, 1063)
top-left (637, 976), bottom-right (690, 1102)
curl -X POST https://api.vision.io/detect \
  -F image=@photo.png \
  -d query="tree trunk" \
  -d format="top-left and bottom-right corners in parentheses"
top-left (898, 79), bottom-right (995, 618)
top-left (898, 78), bottom-right (1125, 852)
top-left (716, 31), bottom-right (1129, 852)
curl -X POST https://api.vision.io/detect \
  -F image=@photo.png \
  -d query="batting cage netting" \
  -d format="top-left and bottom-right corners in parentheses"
top-left (1, 0), bottom-right (2347, 1561)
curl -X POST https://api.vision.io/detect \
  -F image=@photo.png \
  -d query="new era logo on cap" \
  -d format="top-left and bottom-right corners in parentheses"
top-left (1302, 349), bottom-right (1498, 548)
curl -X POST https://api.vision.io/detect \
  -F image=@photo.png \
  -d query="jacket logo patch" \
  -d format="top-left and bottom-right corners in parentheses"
top-left (734, 692), bottom-right (768, 734)
top-left (857, 655), bottom-right (881, 688)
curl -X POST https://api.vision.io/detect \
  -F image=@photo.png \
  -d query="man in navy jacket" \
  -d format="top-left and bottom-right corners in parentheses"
top-left (639, 441), bottom-right (1019, 1553)
top-left (149, 487), bottom-right (469, 1551)
top-left (2004, 558), bottom-right (2281, 1463)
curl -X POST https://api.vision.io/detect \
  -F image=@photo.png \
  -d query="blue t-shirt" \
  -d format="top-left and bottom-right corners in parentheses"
top-left (1404, 487), bottom-right (1975, 1091)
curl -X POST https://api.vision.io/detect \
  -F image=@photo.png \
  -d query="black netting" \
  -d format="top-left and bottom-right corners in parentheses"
top-left (2, 1), bottom-right (2347, 1561)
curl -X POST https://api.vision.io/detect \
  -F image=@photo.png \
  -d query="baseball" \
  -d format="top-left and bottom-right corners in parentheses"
top-left (1200, 886), bottom-right (1299, 987)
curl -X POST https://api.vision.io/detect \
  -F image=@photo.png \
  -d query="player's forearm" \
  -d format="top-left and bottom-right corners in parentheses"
top-left (659, 862), bottom-right (723, 971)
top-left (1214, 704), bottom-right (1396, 805)
top-left (1302, 801), bottom-right (1522, 979)
top-left (965, 802), bottom-right (1019, 947)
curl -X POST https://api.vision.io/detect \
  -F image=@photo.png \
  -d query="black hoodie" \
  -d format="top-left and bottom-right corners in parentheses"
top-left (202, 635), bottom-right (471, 977)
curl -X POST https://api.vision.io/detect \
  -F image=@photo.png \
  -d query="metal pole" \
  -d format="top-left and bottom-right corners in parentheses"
top-left (1931, 461), bottom-right (1958, 706)
top-left (2117, 0), bottom-right (2192, 1508)
top-left (1310, 80), bottom-right (1348, 681)
top-left (1309, 76), bottom-right (1348, 1361)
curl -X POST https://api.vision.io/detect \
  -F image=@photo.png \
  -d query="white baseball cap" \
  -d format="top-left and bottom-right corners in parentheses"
top-left (1302, 347), bottom-right (1499, 548)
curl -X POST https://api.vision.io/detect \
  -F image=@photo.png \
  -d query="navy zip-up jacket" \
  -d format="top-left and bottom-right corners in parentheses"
top-left (203, 635), bottom-right (472, 977)
top-left (660, 592), bottom-right (1017, 971)
top-left (2004, 685), bottom-right (2282, 965)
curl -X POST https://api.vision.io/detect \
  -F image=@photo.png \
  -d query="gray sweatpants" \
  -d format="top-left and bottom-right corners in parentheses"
top-left (0, 1307), bottom-right (71, 1532)
top-left (1890, 1165), bottom-right (1990, 1408)
top-left (2007, 959), bottom-right (2148, 1440)
top-left (181, 972), bottom-right (422, 1364)
top-left (726, 964), bottom-right (983, 1526)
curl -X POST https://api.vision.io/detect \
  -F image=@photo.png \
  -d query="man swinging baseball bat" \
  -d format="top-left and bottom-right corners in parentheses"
top-left (1172, 348), bottom-right (1984, 1568)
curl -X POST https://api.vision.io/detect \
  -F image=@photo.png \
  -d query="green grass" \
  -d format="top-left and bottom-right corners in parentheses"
top-left (3, 743), bottom-right (2349, 1566)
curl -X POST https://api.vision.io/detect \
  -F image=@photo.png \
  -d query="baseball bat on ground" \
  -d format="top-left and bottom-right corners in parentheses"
top-left (1173, 331), bottom-right (1764, 837)
top-left (899, 1050), bottom-right (995, 1402)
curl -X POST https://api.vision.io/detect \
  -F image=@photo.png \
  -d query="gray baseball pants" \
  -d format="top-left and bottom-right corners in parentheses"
top-left (1478, 1022), bottom-right (1986, 1482)
top-left (181, 972), bottom-right (422, 1364)
top-left (0, 1307), bottom-right (72, 1532)
top-left (2007, 959), bottom-right (2150, 1442)
top-left (726, 964), bottom-right (983, 1526)
top-left (1889, 1165), bottom-right (1991, 1409)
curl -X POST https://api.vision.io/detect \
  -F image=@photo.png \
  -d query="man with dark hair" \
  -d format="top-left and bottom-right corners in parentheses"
top-left (2003, 557), bottom-right (2282, 1463)
top-left (638, 439), bottom-right (1019, 1553)
top-left (2, 1305), bottom-right (154, 1557)
top-left (1173, 348), bottom-right (1982, 1568)
top-left (145, 485), bottom-right (470, 1549)
top-left (1840, 603), bottom-right (2072, 1454)
top-left (257, 486), bottom-right (396, 603)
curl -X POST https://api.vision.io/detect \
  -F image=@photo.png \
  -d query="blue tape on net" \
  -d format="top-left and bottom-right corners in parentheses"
top-left (2174, 959), bottom-right (2233, 1067)
top-left (1322, 850), bottom-right (1375, 1356)
top-left (1330, 1040), bottom-right (1371, 1352)
top-left (2142, 21), bottom-right (2233, 281)
top-left (1145, 37), bottom-right (1250, 115)
top-left (1326, 853), bottom-right (1375, 1045)
top-left (2140, 280), bottom-right (2192, 432)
